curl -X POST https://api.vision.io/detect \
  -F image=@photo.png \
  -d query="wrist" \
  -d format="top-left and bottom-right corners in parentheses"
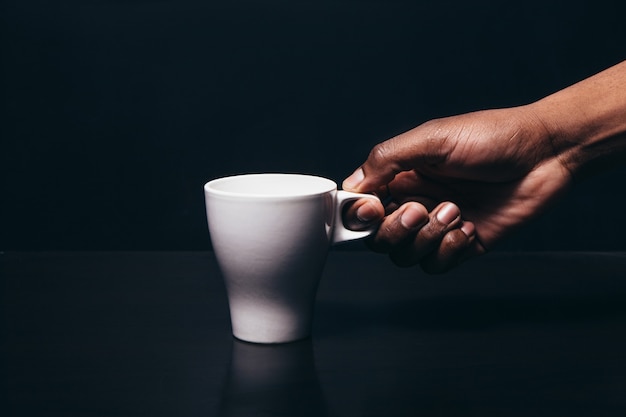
top-left (524, 97), bottom-right (582, 177)
top-left (527, 62), bottom-right (626, 179)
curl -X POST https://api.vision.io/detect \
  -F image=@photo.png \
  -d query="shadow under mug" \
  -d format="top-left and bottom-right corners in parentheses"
top-left (204, 173), bottom-right (379, 343)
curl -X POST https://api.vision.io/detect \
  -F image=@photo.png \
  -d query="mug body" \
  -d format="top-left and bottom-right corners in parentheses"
top-left (205, 174), bottom-right (337, 343)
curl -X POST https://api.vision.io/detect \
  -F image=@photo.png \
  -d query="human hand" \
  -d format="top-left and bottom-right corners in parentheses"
top-left (342, 105), bottom-right (573, 272)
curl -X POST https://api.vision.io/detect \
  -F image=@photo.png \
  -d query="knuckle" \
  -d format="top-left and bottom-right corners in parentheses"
top-left (420, 221), bottom-right (447, 242)
top-left (419, 119), bottom-right (453, 163)
top-left (441, 229), bottom-right (468, 248)
top-left (420, 230), bottom-right (471, 274)
top-left (369, 142), bottom-right (393, 165)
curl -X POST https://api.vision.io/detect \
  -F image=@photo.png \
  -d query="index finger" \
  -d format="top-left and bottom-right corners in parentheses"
top-left (342, 121), bottom-right (449, 193)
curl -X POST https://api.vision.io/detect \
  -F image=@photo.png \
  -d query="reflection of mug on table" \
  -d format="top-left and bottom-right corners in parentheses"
top-left (204, 173), bottom-right (379, 344)
top-left (218, 339), bottom-right (328, 417)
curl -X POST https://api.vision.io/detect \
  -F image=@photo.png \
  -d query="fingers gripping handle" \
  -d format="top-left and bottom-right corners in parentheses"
top-left (331, 190), bottom-right (380, 244)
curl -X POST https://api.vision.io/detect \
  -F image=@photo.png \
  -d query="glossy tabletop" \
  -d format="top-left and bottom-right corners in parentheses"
top-left (3, 251), bottom-right (626, 416)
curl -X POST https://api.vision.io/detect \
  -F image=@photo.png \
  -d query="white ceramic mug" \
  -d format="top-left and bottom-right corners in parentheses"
top-left (204, 173), bottom-right (379, 344)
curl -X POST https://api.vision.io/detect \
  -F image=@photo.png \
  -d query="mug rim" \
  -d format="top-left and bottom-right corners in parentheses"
top-left (204, 173), bottom-right (337, 198)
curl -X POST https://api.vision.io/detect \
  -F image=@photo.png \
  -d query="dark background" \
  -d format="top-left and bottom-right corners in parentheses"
top-left (2, 0), bottom-right (625, 251)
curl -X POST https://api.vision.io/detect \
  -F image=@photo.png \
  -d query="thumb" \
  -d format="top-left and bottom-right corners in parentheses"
top-left (342, 125), bottom-right (447, 192)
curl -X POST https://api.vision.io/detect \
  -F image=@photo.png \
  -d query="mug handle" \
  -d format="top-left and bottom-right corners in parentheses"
top-left (331, 190), bottom-right (381, 244)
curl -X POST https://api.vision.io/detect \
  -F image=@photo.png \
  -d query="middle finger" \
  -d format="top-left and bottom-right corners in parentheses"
top-left (366, 202), bottom-right (429, 253)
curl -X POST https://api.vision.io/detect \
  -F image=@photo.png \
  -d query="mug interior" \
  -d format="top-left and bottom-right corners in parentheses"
top-left (205, 173), bottom-right (336, 198)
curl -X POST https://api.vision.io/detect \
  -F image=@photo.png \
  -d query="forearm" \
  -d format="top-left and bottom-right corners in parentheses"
top-left (529, 60), bottom-right (626, 179)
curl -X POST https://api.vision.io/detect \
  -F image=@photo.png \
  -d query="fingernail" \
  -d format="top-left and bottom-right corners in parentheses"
top-left (460, 221), bottom-right (475, 237)
top-left (342, 168), bottom-right (364, 190)
top-left (356, 203), bottom-right (377, 223)
top-left (401, 206), bottom-right (426, 229)
top-left (436, 203), bottom-right (460, 225)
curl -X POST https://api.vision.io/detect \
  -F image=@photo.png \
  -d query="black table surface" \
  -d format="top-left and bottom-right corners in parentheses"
top-left (3, 251), bottom-right (626, 416)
